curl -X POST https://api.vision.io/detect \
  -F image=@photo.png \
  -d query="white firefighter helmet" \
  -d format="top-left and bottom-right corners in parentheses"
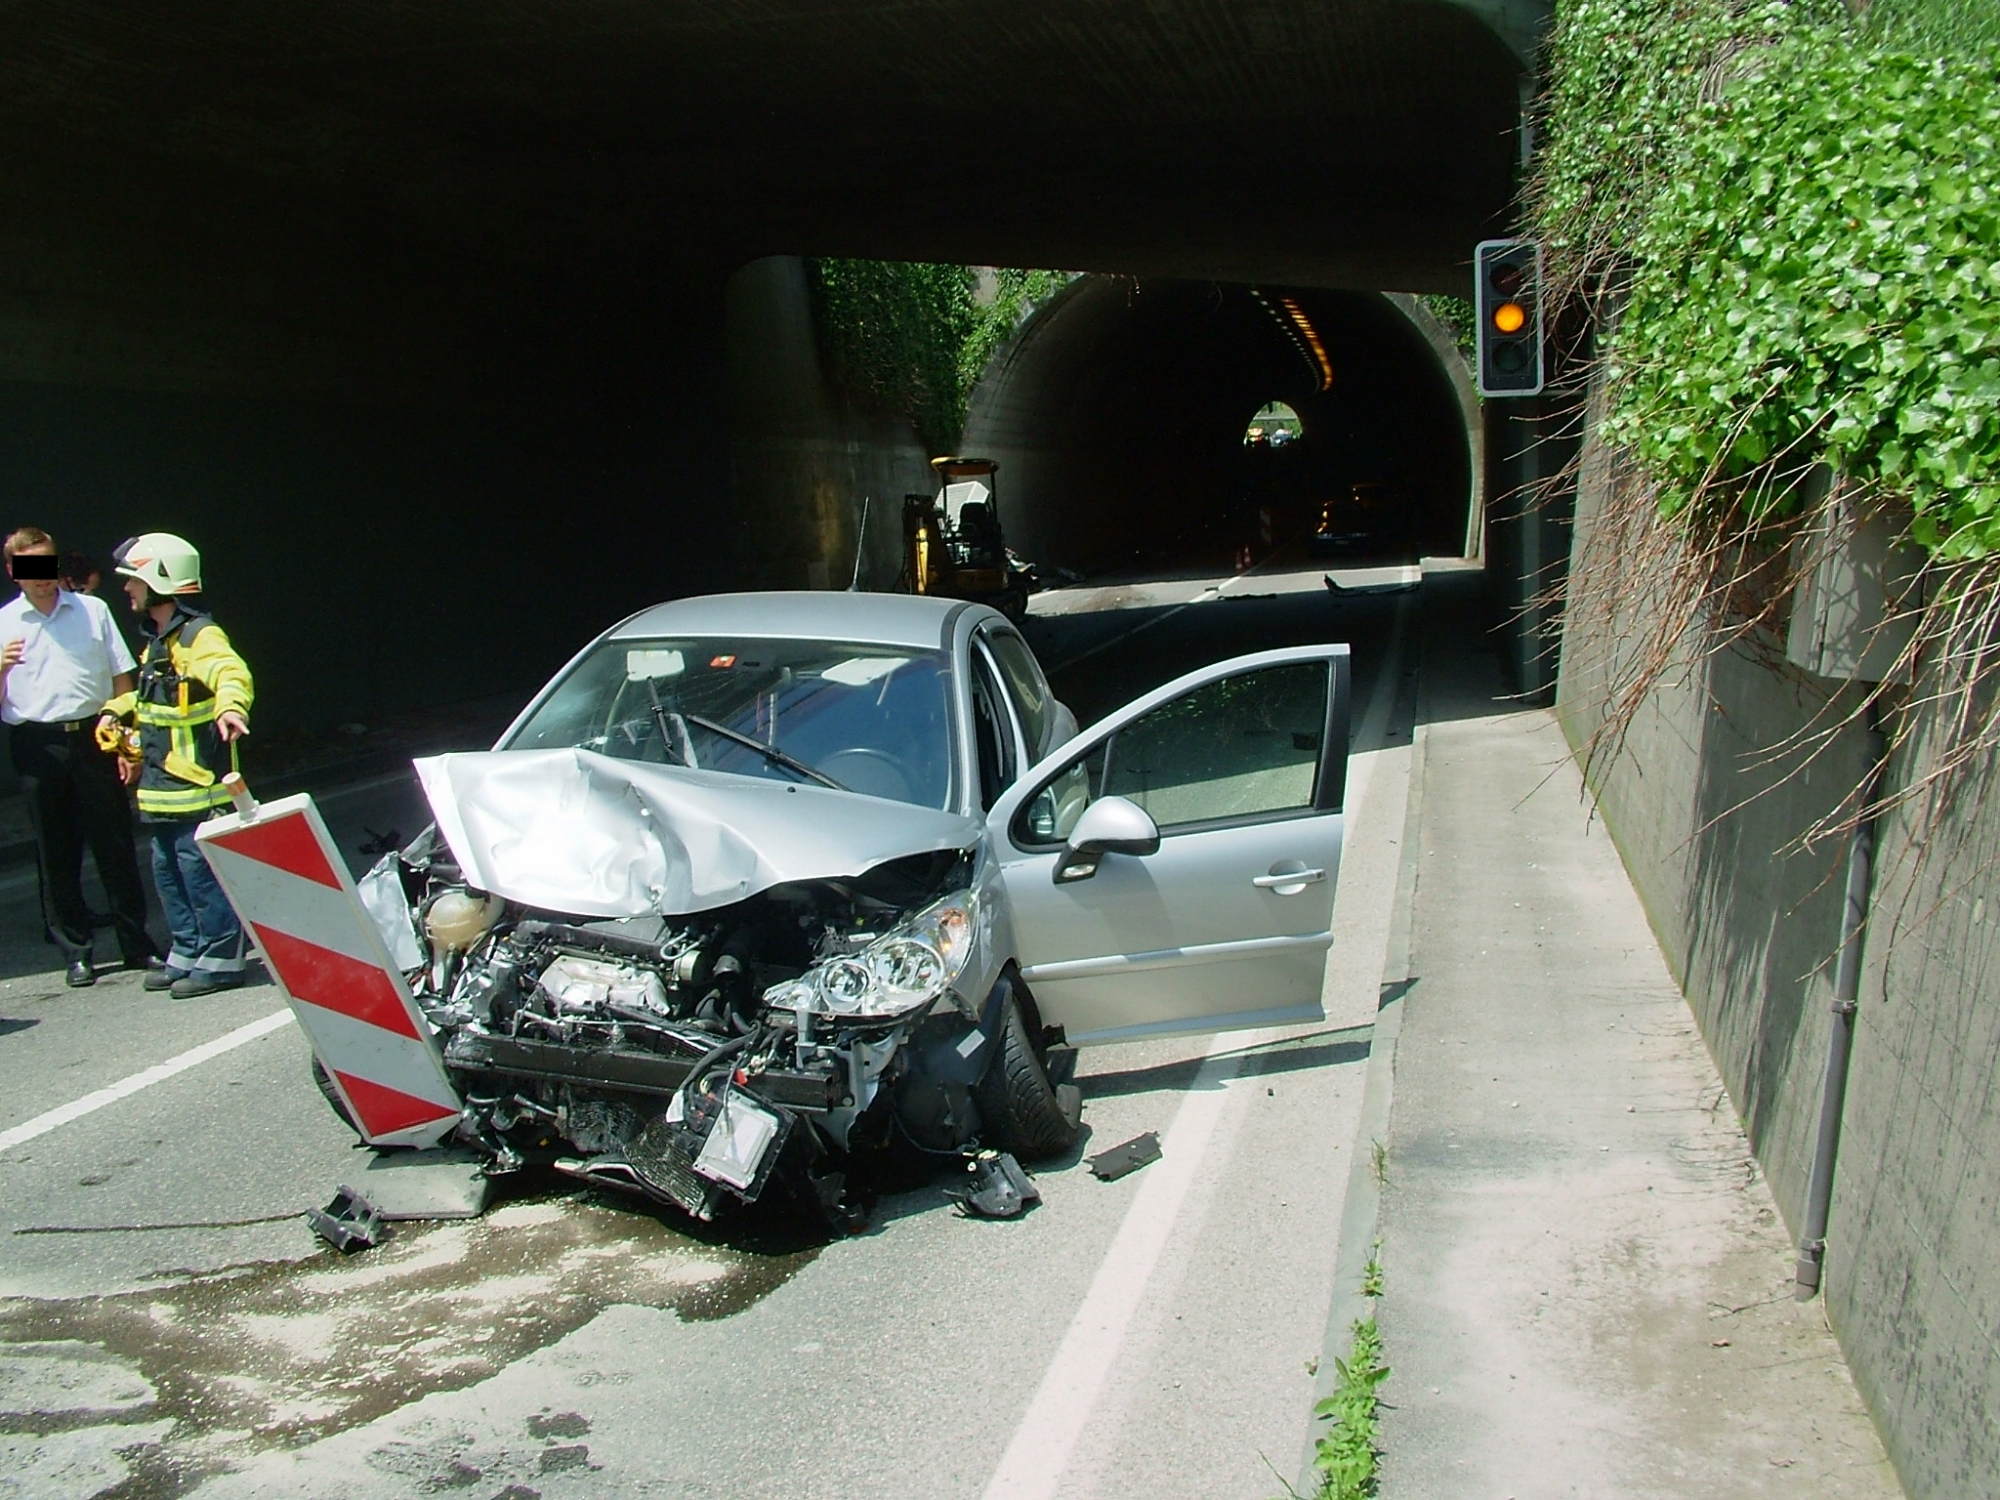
top-left (114, 533), bottom-right (203, 595)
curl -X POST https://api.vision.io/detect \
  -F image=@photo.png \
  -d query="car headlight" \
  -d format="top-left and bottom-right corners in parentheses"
top-left (767, 892), bottom-right (978, 1020)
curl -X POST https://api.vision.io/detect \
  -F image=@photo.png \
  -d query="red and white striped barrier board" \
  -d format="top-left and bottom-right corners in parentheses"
top-left (197, 794), bottom-right (463, 1148)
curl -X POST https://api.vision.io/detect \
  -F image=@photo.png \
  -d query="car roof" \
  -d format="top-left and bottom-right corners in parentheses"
top-left (609, 591), bottom-right (977, 651)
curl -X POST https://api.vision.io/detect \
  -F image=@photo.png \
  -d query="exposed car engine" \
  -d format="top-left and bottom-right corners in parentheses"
top-left (356, 826), bottom-right (1073, 1227)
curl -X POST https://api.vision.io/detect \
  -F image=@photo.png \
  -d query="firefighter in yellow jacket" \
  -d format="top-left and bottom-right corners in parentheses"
top-left (98, 534), bottom-right (255, 998)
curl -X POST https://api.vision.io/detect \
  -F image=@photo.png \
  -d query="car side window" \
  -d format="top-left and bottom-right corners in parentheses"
top-left (1014, 661), bottom-right (1330, 844)
top-left (970, 649), bottom-right (1020, 811)
top-left (983, 628), bottom-right (1051, 754)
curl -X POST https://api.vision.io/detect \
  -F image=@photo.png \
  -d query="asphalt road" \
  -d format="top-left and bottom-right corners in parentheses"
top-left (0, 553), bottom-right (1416, 1499)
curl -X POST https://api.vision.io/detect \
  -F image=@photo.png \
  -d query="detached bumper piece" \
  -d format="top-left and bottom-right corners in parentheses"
top-left (306, 1184), bottom-right (388, 1252)
top-left (557, 1084), bottom-right (794, 1223)
top-left (949, 1151), bottom-right (1040, 1219)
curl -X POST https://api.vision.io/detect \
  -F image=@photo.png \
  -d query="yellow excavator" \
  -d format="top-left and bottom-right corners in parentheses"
top-left (902, 456), bottom-right (1030, 622)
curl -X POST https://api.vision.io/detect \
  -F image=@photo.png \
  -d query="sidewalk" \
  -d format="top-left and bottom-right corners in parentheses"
top-left (1371, 574), bottom-right (1900, 1497)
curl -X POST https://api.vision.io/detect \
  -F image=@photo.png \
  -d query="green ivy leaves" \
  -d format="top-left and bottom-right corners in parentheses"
top-left (806, 261), bottom-right (1070, 454)
top-left (1535, 3), bottom-right (2000, 557)
top-left (806, 260), bottom-right (981, 455)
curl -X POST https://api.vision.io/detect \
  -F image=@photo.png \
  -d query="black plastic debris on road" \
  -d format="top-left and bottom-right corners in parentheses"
top-left (306, 1184), bottom-right (387, 1252)
top-left (1088, 1132), bottom-right (1162, 1182)
top-left (948, 1152), bottom-right (1041, 1219)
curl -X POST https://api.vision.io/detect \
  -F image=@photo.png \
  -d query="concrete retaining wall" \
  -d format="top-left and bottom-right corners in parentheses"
top-left (724, 257), bottom-right (932, 595)
top-left (1557, 401), bottom-right (1999, 1499)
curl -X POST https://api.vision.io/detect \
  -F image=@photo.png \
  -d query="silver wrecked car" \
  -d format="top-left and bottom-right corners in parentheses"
top-left (339, 591), bottom-right (1351, 1224)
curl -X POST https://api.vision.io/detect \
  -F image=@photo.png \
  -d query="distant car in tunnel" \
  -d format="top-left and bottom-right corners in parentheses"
top-left (1309, 481), bottom-right (1404, 558)
top-left (301, 591), bottom-right (1354, 1232)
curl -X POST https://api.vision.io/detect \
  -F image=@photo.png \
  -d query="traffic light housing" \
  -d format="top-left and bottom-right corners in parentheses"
top-left (1475, 239), bottom-right (1544, 397)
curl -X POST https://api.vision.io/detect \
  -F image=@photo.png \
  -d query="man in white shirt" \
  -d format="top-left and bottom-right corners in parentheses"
top-left (0, 526), bottom-right (160, 986)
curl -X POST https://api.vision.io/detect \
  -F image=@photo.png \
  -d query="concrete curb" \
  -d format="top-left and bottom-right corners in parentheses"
top-left (1295, 601), bottom-right (1429, 1493)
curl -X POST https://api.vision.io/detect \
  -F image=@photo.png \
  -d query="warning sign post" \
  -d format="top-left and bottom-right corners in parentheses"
top-left (197, 791), bottom-right (463, 1148)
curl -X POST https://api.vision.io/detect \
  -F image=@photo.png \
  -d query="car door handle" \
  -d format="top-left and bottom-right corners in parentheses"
top-left (1253, 868), bottom-right (1325, 889)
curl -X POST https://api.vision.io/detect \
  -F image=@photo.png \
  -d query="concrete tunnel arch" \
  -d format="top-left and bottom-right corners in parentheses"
top-left (0, 0), bottom-right (1541, 726)
top-left (961, 276), bottom-right (1480, 574)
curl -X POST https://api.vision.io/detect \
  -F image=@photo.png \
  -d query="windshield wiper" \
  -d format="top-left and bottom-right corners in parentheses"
top-left (641, 678), bottom-right (697, 769)
top-left (684, 712), bottom-right (845, 791)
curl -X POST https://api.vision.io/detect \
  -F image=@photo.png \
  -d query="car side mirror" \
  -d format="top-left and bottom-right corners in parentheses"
top-left (1053, 795), bottom-right (1160, 884)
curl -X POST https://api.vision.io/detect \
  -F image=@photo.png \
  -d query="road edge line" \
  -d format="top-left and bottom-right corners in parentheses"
top-left (985, 589), bottom-right (1412, 1499)
top-left (0, 1009), bottom-right (295, 1153)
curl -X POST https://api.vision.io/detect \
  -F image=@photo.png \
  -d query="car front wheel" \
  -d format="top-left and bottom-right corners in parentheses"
top-left (977, 981), bottom-right (1081, 1161)
top-left (310, 1055), bottom-right (361, 1137)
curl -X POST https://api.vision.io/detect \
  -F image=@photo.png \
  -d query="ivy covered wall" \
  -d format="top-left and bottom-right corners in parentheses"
top-left (1534, 0), bottom-right (1999, 552)
top-left (805, 260), bottom-right (1069, 455)
top-left (1543, 5), bottom-right (2000, 1493)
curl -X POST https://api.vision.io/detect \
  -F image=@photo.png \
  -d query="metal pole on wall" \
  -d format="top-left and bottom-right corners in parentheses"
top-left (1795, 698), bottom-right (1889, 1299)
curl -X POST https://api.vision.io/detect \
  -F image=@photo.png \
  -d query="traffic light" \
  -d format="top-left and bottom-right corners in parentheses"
top-left (1475, 239), bottom-right (1544, 397)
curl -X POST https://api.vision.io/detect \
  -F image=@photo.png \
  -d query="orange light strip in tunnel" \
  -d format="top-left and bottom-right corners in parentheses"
top-left (1250, 288), bottom-right (1329, 394)
top-left (1277, 296), bottom-right (1333, 391)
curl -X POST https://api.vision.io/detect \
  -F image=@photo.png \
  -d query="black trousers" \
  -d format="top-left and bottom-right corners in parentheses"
top-left (10, 722), bottom-right (156, 963)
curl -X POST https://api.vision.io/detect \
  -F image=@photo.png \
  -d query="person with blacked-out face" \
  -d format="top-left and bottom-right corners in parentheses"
top-left (0, 526), bottom-right (161, 986)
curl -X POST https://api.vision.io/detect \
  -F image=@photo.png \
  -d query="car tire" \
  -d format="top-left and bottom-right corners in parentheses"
top-left (978, 985), bottom-right (1080, 1161)
top-left (311, 1055), bottom-right (361, 1136)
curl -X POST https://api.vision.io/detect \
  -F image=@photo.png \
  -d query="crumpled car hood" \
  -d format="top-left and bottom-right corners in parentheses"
top-left (414, 748), bottom-right (980, 918)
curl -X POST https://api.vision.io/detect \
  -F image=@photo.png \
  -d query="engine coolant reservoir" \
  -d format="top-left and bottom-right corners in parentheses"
top-left (425, 890), bottom-right (504, 952)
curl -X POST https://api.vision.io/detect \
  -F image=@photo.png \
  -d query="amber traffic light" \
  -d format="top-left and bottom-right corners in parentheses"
top-left (1475, 239), bottom-right (1544, 397)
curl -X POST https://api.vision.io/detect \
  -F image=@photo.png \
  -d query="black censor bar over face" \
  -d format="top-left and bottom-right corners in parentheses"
top-left (8, 553), bottom-right (60, 579)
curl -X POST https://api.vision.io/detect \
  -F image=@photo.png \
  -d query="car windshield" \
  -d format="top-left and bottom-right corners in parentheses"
top-left (505, 636), bottom-right (956, 811)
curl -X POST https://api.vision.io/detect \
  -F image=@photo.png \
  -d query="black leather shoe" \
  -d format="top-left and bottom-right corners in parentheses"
top-left (143, 968), bottom-right (179, 992)
top-left (65, 958), bottom-right (96, 988)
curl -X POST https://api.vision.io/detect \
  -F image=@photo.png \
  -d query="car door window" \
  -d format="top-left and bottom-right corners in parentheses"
top-left (983, 628), bottom-right (1052, 754)
top-left (970, 649), bottom-right (1020, 811)
top-left (1015, 660), bottom-right (1330, 844)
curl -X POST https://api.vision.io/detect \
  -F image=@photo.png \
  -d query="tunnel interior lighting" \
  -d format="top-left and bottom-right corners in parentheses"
top-left (1251, 288), bottom-right (1333, 393)
top-left (1278, 296), bottom-right (1334, 392)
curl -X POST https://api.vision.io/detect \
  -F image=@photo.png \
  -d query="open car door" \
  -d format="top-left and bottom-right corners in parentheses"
top-left (987, 644), bottom-right (1350, 1044)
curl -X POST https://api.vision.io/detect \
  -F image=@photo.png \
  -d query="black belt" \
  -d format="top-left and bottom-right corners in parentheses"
top-left (12, 718), bottom-right (93, 734)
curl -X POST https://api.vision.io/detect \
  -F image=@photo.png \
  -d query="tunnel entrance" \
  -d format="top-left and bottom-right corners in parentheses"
top-left (961, 277), bottom-right (1475, 578)
top-left (725, 261), bottom-right (1479, 594)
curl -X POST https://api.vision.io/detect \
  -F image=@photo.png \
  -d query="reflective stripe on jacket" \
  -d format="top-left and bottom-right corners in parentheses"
top-left (100, 610), bottom-right (254, 820)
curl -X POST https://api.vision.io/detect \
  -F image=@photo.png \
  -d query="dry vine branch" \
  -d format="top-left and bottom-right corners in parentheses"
top-left (1560, 391), bottom-right (2000, 948)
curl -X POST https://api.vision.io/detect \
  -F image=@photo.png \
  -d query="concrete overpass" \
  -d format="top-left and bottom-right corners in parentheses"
top-left (0, 0), bottom-right (1554, 724)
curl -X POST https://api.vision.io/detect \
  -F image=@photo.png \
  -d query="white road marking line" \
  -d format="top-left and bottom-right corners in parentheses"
top-left (0, 1010), bottom-right (294, 1152)
top-left (984, 595), bottom-right (1413, 1499)
top-left (981, 1030), bottom-right (1269, 1500)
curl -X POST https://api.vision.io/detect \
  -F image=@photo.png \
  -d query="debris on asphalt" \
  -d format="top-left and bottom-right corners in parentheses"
top-left (306, 1184), bottom-right (388, 1252)
top-left (1088, 1131), bottom-right (1162, 1181)
top-left (357, 1146), bottom-right (494, 1220)
top-left (948, 1151), bottom-right (1040, 1219)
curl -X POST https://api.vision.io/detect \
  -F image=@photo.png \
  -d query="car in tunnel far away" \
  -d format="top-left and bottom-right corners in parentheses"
top-left (1309, 480), bottom-right (1406, 559)
top-left (333, 590), bottom-right (1353, 1227)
